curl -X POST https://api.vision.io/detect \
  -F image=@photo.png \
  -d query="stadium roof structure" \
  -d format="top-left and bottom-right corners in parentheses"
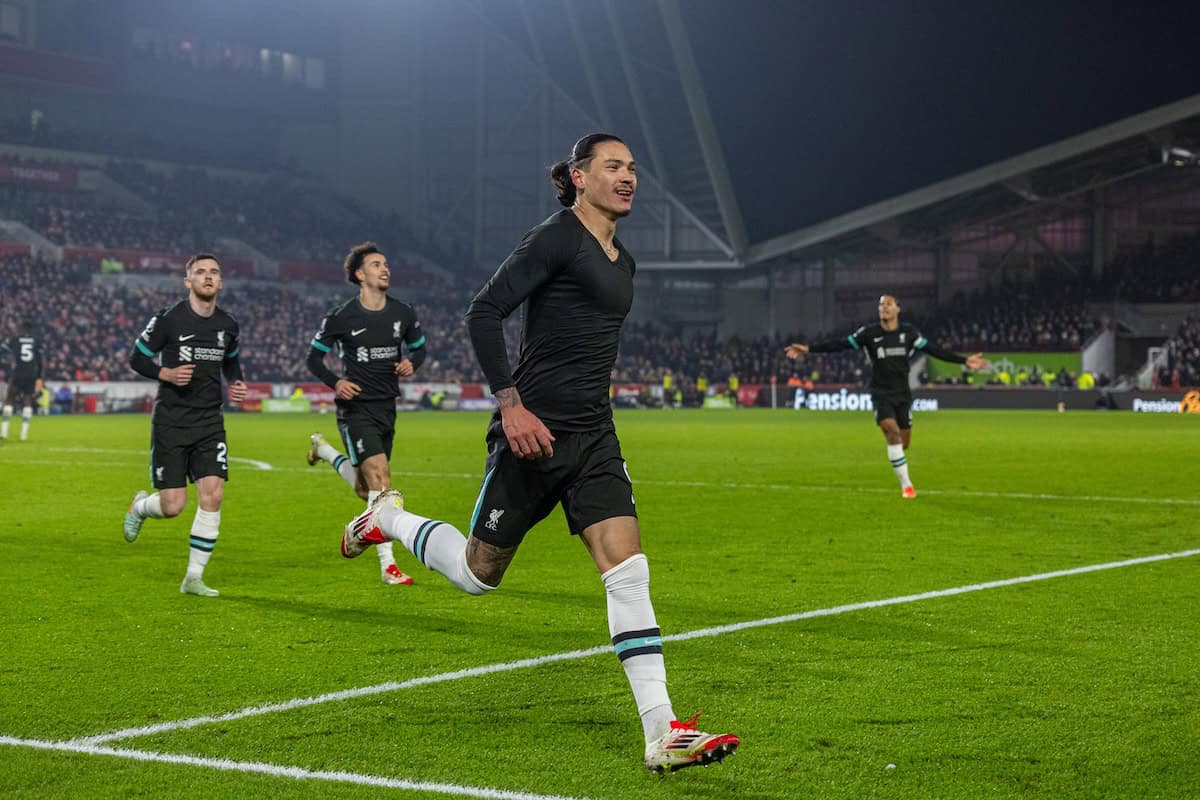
top-left (481, 0), bottom-right (1200, 274)
top-left (741, 92), bottom-right (1200, 271)
top-left (392, 2), bottom-right (1200, 277)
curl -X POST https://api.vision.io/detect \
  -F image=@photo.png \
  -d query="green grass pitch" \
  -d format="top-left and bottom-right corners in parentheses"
top-left (1, 409), bottom-right (1197, 799)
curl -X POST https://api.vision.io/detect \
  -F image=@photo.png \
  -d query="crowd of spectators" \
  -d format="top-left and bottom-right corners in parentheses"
top-left (0, 160), bottom-right (460, 278)
top-left (0, 254), bottom-right (516, 384)
top-left (5, 249), bottom-right (1196, 392)
top-left (2, 145), bottom-right (1198, 393)
top-left (1092, 234), bottom-right (1200, 303)
top-left (921, 278), bottom-right (1098, 353)
top-left (614, 323), bottom-right (862, 390)
top-left (1155, 316), bottom-right (1200, 389)
top-left (104, 162), bottom-right (351, 263)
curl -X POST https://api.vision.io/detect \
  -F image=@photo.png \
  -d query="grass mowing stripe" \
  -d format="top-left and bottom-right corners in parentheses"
top-left (21, 451), bottom-right (1200, 506)
top-left (0, 736), bottom-right (591, 800)
top-left (73, 548), bottom-right (1200, 746)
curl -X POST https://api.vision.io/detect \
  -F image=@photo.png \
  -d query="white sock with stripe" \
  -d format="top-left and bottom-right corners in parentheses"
top-left (316, 440), bottom-right (341, 465)
top-left (134, 493), bottom-right (166, 519)
top-left (186, 509), bottom-right (220, 579)
top-left (603, 554), bottom-right (674, 744)
top-left (888, 443), bottom-right (912, 489)
top-left (377, 505), bottom-right (493, 595)
top-left (330, 454), bottom-right (357, 487)
top-left (367, 490), bottom-right (396, 568)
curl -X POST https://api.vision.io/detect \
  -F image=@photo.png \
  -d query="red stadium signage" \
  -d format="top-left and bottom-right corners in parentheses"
top-left (0, 162), bottom-right (79, 189)
top-left (237, 382), bottom-right (273, 412)
top-left (0, 44), bottom-right (113, 89)
top-left (293, 382), bottom-right (336, 405)
top-left (737, 385), bottom-right (762, 406)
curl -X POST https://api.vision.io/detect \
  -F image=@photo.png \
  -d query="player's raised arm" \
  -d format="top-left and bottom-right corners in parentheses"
top-left (914, 333), bottom-right (984, 369)
top-left (965, 353), bottom-right (989, 370)
top-left (789, 327), bottom-right (867, 360)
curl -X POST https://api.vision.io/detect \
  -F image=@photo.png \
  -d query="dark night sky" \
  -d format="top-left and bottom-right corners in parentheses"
top-left (679, 0), bottom-right (1200, 242)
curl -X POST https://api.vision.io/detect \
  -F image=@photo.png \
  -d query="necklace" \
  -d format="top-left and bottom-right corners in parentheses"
top-left (603, 242), bottom-right (618, 258)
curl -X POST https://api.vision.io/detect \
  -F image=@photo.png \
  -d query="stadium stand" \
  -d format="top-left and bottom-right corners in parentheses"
top-left (1093, 233), bottom-right (1200, 303)
top-left (924, 277), bottom-right (1098, 353)
top-left (1156, 316), bottom-right (1199, 389)
top-left (3, 149), bottom-right (1198, 393)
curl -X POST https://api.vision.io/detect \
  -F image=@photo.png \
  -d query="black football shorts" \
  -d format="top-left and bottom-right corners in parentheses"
top-left (468, 419), bottom-right (637, 548)
top-left (150, 421), bottom-right (229, 489)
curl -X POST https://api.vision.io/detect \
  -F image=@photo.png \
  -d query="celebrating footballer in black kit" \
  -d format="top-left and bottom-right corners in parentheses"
top-left (123, 253), bottom-right (248, 597)
top-left (1, 319), bottom-right (43, 442)
top-left (304, 241), bottom-right (427, 586)
top-left (335, 134), bottom-right (740, 773)
top-left (786, 294), bottom-right (988, 497)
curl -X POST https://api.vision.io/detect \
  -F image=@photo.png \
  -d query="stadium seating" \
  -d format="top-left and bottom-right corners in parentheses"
top-left (2, 150), bottom-right (1197, 391)
top-left (1156, 316), bottom-right (1199, 389)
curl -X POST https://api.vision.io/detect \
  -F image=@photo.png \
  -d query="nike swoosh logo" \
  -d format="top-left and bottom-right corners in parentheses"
top-left (351, 328), bottom-right (367, 336)
top-left (873, 337), bottom-right (883, 342)
top-left (179, 334), bottom-right (196, 341)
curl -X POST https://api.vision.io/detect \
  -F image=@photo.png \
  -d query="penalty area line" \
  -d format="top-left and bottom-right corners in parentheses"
top-left (72, 547), bottom-right (1200, 746)
top-left (0, 736), bottom-right (592, 800)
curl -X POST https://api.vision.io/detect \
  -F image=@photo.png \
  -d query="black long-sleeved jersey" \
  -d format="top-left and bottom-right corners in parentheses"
top-left (306, 296), bottom-right (426, 404)
top-left (1, 335), bottom-right (43, 384)
top-left (466, 209), bottom-right (635, 432)
top-left (810, 321), bottom-right (966, 397)
top-left (129, 300), bottom-right (243, 427)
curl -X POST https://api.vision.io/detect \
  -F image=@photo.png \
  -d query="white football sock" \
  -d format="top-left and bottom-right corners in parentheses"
top-left (888, 443), bottom-right (912, 489)
top-left (378, 505), bottom-right (493, 595)
top-left (603, 554), bottom-right (674, 743)
top-left (329, 453), bottom-right (357, 487)
top-left (317, 440), bottom-right (341, 464)
top-left (0, 404), bottom-right (10, 438)
top-left (186, 509), bottom-right (220, 579)
top-left (134, 493), bottom-right (166, 519)
top-left (19, 406), bottom-right (31, 440)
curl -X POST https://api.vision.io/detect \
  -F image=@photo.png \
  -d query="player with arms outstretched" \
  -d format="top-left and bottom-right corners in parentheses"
top-left (786, 294), bottom-right (988, 496)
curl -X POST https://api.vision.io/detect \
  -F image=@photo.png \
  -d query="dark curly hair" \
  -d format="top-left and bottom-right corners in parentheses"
top-left (343, 241), bottom-right (383, 285)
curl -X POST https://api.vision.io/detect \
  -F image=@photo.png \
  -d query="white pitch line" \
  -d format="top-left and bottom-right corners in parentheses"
top-left (19, 452), bottom-right (1200, 506)
top-left (0, 736), bottom-right (590, 800)
top-left (45, 447), bottom-right (273, 470)
top-left (73, 547), bottom-right (1200, 746)
top-left (72, 647), bottom-right (610, 746)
